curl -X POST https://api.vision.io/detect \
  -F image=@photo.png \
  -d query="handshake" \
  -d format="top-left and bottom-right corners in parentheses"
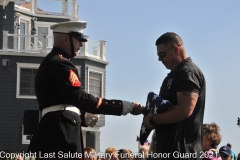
top-left (130, 102), bottom-right (145, 115)
top-left (84, 101), bottom-right (144, 128)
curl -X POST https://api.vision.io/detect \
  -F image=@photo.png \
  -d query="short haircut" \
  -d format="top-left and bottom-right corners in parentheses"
top-left (203, 123), bottom-right (222, 149)
top-left (155, 32), bottom-right (183, 47)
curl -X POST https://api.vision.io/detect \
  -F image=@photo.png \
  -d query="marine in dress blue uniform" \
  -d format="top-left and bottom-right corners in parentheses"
top-left (28, 21), bottom-right (142, 160)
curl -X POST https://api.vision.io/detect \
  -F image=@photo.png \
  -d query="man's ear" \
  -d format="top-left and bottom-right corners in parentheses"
top-left (174, 45), bottom-right (180, 55)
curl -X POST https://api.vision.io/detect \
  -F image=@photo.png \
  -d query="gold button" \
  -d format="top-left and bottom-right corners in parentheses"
top-left (112, 101), bottom-right (115, 104)
top-left (119, 103), bottom-right (121, 105)
top-left (105, 102), bottom-right (108, 104)
top-left (73, 120), bottom-right (76, 124)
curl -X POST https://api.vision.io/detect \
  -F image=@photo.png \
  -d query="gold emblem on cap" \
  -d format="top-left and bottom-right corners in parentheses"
top-left (105, 102), bottom-right (108, 104)
top-left (119, 102), bottom-right (121, 105)
top-left (73, 120), bottom-right (76, 124)
top-left (112, 101), bottom-right (115, 104)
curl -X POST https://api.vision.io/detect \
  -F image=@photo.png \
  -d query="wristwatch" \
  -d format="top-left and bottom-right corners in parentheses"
top-left (149, 115), bottom-right (155, 126)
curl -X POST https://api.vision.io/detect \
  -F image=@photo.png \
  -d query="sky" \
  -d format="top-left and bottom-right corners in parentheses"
top-left (38, 0), bottom-right (240, 153)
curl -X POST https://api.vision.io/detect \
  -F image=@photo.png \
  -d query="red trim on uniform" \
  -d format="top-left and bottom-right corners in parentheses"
top-left (68, 69), bottom-right (81, 87)
top-left (58, 54), bottom-right (62, 60)
top-left (96, 97), bottom-right (103, 108)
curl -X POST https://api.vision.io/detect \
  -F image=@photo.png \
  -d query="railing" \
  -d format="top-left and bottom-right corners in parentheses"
top-left (29, 0), bottom-right (78, 18)
top-left (1, 31), bottom-right (106, 61)
top-left (80, 39), bottom-right (106, 60)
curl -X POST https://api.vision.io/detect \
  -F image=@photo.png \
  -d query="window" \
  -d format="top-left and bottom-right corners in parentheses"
top-left (16, 63), bottom-right (39, 99)
top-left (20, 68), bottom-right (37, 95)
top-left (38, 26), bottom-right (48, 48)
top-left (34, 22), bottom-right (55, 50)
top-left (87, 70), bottom-right (105, 128)
top-left (89, 72), bottom-right (102, 97)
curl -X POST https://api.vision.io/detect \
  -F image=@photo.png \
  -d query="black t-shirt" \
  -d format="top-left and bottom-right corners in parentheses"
top-left (156, 57), bottom-right (206, 160)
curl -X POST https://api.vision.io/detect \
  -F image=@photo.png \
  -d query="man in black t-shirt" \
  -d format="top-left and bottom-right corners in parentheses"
top-left (143, 32), bottom-right (206, 160)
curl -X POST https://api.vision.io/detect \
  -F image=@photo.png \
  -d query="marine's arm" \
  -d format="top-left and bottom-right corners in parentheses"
top-left (56, 59), bottom-right (143, 116)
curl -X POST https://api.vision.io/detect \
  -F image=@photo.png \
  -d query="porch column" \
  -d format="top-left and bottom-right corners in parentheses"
top-left (94, 131), bottom-right (100, 152)
top-left (62, 0), bottom-right (68, 16)
top-left (82, 130), bottom-right (87, 147)
top-left (99, 40), bottom-right (106, 61)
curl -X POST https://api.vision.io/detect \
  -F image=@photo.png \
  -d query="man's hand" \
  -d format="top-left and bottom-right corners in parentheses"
top-left (85, 112), bottom-right (99, 127)
top-left (143, 108), bottom-right (155, 129)
top-left (130, 102), bottom-right (145, 115)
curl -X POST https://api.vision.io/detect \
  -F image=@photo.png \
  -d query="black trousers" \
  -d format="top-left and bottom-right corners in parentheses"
top-left (28, 110), bottom-right (84, 160)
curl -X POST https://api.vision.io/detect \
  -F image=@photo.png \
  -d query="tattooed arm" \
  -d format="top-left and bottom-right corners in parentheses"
top-left (144, 91), bottom-right (198, 127)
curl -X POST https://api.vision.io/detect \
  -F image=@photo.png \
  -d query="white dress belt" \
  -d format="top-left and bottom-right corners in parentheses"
top-left (42, 104), bottom-right (81, 117)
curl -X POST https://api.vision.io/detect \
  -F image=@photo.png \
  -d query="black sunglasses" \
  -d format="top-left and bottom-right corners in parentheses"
top-left (157, 46), bottom-right (174, 58)
top-left (157, 44), bottom-right (181, 58)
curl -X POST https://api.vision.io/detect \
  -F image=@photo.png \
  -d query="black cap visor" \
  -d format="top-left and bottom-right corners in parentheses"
top-left (70, 31), bottom-right (87, 42)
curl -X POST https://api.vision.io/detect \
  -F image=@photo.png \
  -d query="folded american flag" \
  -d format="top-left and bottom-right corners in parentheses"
top-left (139, 92), bottom-right (173, 145)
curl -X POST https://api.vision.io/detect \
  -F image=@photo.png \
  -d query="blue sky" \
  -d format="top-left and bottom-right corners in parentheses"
top-left (39, 0), bottom-right (240, 153)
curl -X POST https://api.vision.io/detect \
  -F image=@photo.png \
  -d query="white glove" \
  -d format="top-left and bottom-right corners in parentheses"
top-left (122, 100), bottom-right (134, 115)
top-left (85, 112), bottom-right (100, 127)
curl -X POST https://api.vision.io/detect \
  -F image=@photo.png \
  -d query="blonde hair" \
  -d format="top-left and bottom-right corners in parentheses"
top-left (105, 147), bottom-right (118, 159)
top-left (84, 147), bottom-right (97, 159)
top-left (126, 150), bottom-right (134, 160)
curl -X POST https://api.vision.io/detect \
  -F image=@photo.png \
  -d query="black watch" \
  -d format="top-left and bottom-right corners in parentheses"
top-left (149, 115), bottom-right (155, 125)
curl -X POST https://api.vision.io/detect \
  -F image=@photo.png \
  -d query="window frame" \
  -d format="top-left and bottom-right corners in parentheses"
top-left (16, 63), bottom-right (39, 99)
top-left (87, 70), bottom-right (104, 97)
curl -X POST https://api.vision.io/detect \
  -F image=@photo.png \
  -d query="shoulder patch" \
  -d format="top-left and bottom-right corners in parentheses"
top-left (68, 69), bottom-right (81, 87)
